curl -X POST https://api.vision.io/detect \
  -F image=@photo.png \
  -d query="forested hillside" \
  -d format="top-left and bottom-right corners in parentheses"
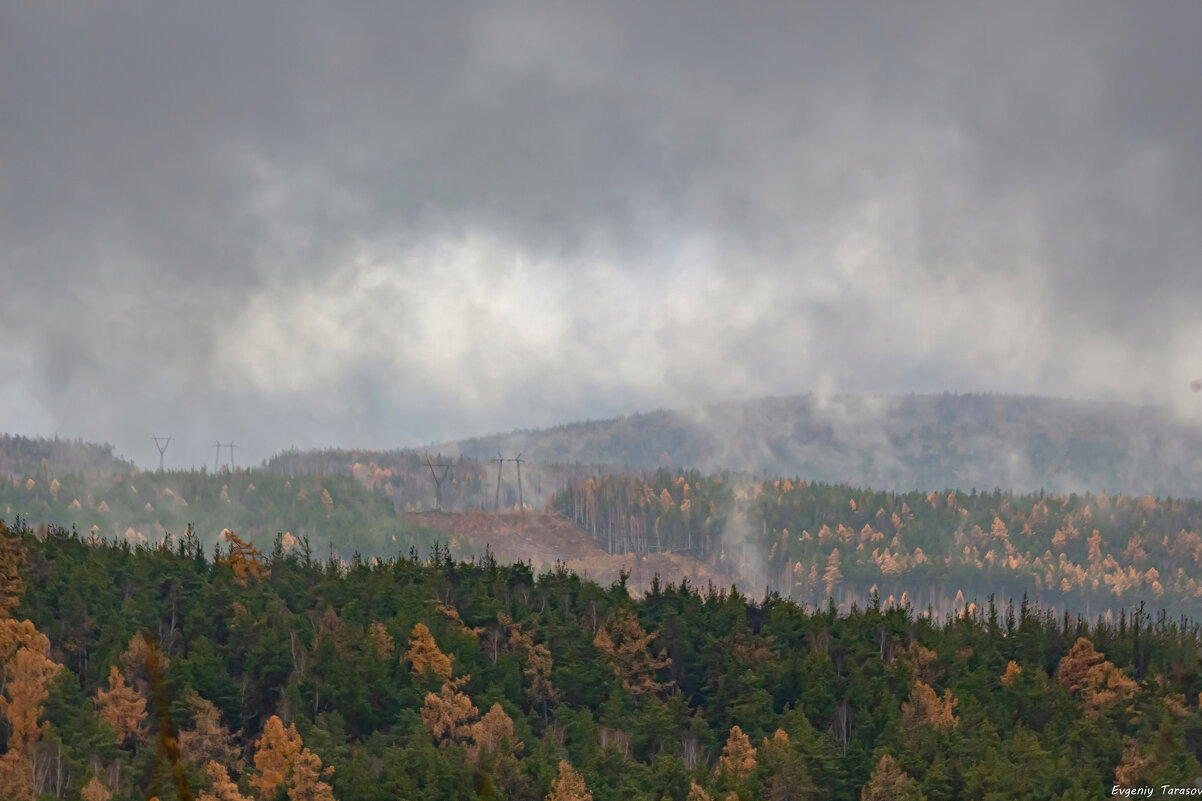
top-left (438, 394), bottom-right (1202, 496)
top-left (262, 448), bottom-right (626, 513)
top-left (2, 518), bottom-right (1201, 800)
top-left (0, 435), bottom-right (134, 478)
top-left (0, 469), bottom-right (438, 558)
top-left (551, 473), bottom-right (1202, 622)
top-left (12, 454), bottom-right (1202, 624)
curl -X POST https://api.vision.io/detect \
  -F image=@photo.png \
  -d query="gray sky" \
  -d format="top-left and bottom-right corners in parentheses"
top-left (4, 2), bottom-right (1202, 468)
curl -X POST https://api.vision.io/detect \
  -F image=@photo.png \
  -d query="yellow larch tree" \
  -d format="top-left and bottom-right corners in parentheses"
top-left (1114, 737), bottom-right (1151, 789)
top-left (901, 681), bottom-right (959, 734)
top-left (249, 715), bottom-right (335, 801)
top-left (861, 754), bottom-right (924, 801)
top-left (218, 530), bottom-right (268, 586)
top-left (467, 702), bottom-right (523, 767)
top-left (369, 622), bottom-right (395, 658)
top-left (1000, 660), bottom-right (1022, 687)
top-left (823, 549), bottom-right (843, 597)
top-left (80, 775), bottom-right (113, 801)
top-left (197, 762), bottom-right (253, 801)
top-left (179, 691), bottom-right (241, 770)
top-left (715, 725), bottom-right (757, 780)
top-left (593, 608), bottom-right (672, 697)
top-left (407, 622), bottom-right (453, 679)
top-left (118, 633), bottom-right (167, 697)
top-left (288, 746), bottom-right (337, 801)
top-left (1056, 637), bottom-right (1137, 718)
top-left (250, 715), bottom-right (303, 799)
top-left (546, 760), bottom-right (592, 801)
top-left (525, 640), bottom-right (559, 711)
top-left (0, 618), bottom-right (64, 801)
top-left (421, 676), bottom-right (479, 746)
top-left (94, 665), bottom-right (148, 746)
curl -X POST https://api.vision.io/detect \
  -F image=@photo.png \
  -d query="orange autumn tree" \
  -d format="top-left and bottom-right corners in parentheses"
top-left (368, 622), bottom-right (395, 659)
top-left (824, 549), bottom-right (843, 596)
top-left (715, 725), bottom-right (757, 780)
top-left (467, 702), bottom-right (523, 763)
top-left (498, 613), bottom-right (559, 712)
top-left (197, 762), bottom-right (253, 801)
top-left (466, 702), bottom-right (524, 794)
top-left (0, 618), bottom-right (64, 801)
top-left (1114, 737), bottom-right (1151, 790)
top-left (901, 680), bottom-right (959, 734)
top-left (593, 607), bottom-right (672, 697)
top-left (118, 633), bottom-right (167, 697)
top-left (407, 622), bottom-right (453, 679)
top-left (546, 760), bottom-right (592, 801)
top-left (421, 675), bottom-right (478, 746)
top-left (1056, 637), bottom-right (1137, 718)
top-left (94, 665), bottom-right (148, 746)
top-left (80, 775), bottom-right (113, 801)
top-left (218, 530), bottom-right (268, 586)
top-left (249, 715), bottom-right (335, 801)
top-left (861, 754), bottom-right (924, 801)
top-left (0, 525), bottom-right (62, 801)
top-left (179, 691), bottom-right (241, 770)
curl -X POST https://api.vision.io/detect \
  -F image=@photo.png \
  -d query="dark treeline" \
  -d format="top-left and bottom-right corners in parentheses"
top-left (1, 517), bottom-right (1200, 800)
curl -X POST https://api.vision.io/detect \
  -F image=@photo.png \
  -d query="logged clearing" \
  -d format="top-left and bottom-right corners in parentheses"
top-left (406, 510), bottom-right (736, 594)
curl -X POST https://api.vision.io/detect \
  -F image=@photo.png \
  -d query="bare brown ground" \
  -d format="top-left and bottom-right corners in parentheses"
top-left (406, 511), bottom-right (737, 595)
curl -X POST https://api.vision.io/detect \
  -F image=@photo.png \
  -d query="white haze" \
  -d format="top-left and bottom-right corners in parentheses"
top-left (3, 3), bottom-right (1202, 468)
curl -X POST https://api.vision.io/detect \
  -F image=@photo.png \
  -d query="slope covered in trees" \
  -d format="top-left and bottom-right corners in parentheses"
top-left (436, 393), bottom-right (1202, 497)
top-left (551, 472), bottom-right (1202, 622)
top-left (0, 435), bottom-right (134, 479)
top-left (2, 517), bottom-right (1201, 799)
top-left (262, 447), bottom-right (628, 513)
top-left (0, 469), bottom-right (439, 558)
top-left (12, 455), bottom-right (1202, 624)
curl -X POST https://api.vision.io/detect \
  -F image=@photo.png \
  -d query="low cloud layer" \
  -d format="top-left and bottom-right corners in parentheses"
top-left (4, 2), bottom-right (1202, 468)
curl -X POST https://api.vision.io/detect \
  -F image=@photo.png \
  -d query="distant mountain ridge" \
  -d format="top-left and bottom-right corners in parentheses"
top-left (434, 393), bottom-right (1202, 496)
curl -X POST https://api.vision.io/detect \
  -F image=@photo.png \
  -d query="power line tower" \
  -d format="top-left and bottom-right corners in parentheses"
top-left (490, 454), bottom-right (526, 514)
top-left (213, 441), bottom-right (235, 473)
top-left (492, 453), bottom-right (505, 512)
top-left (150, 434), bottom-right (173, 472)
top-left (513, 453), bottom-right (525, 514)
top-left (422, 454), bottom-right (454, 511)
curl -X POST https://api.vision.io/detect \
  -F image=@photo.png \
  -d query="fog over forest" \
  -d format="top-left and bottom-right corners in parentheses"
top-left (5, 3), bottom-right (1202, 468)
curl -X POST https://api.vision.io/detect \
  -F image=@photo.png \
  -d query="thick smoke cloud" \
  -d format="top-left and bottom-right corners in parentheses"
top-left (3, 2), bottom-right (1202, 467)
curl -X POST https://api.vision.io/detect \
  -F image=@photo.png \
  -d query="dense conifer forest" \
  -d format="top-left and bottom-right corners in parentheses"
top-left (10, 458), bottom-right (1202, 619)
top-left (2, 517), bottom-right (1201, 800)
